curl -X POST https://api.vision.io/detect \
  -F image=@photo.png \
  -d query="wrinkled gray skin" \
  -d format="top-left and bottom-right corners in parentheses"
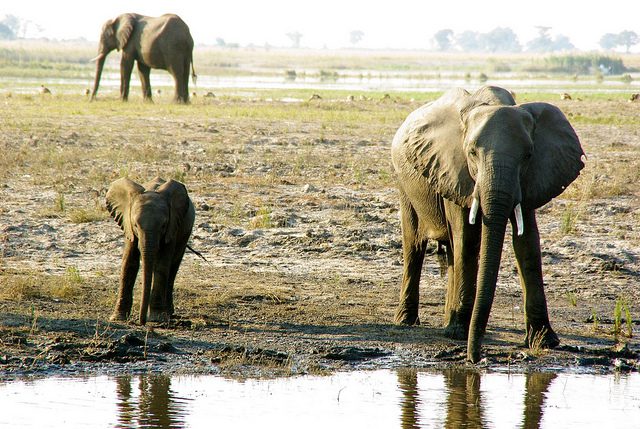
top-left (106, 177), bottom-right (195, 324)
top-left (391, 86), bottom-right (585, 363)
top-left (91, 13), bottom-right (196, 103)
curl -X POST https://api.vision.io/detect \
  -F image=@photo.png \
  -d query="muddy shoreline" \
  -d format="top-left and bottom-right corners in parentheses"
top-left (1, 95), bottom-right (639, 380)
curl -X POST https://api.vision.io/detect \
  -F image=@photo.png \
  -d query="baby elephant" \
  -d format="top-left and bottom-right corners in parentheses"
top-left (106, 177), bottom-right (195, 324)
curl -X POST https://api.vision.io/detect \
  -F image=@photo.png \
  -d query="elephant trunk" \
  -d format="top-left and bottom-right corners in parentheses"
top-left (138, 235), bottom-right (158, 325)
top-left (467, 182), bottom-right (516, 363)
top-left (90, 53), bottom-right (106, 101)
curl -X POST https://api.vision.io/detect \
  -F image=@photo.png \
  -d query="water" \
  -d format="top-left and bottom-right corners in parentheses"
top-left (2, 369), bottom-right (638, 428)
top-left (6, 70), bottom-right (640, 96)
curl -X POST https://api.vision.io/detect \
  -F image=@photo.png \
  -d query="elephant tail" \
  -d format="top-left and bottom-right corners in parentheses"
top-left (436, 241), bottom-right (448, 277)
top-left (191, 60), bottom-right (197, 86)
top-left (186, 244), bottom-right (208, 263)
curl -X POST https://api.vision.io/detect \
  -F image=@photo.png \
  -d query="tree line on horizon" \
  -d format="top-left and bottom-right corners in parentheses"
top-left (432, 26), bottom-right (639, 54)
top-left (2, 14), bottom-right (638, 54)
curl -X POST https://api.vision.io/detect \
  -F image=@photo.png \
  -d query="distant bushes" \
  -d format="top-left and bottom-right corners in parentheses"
top-left (0, 42), bottom-right (96, 78)
top-left (528, 54), bottom-right (627, 75)
top-left (0, 43), bottom-right (95, 64)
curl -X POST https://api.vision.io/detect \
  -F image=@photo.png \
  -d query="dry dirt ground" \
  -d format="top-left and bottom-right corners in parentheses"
top-left (1, 94), bottom-right (639, 380)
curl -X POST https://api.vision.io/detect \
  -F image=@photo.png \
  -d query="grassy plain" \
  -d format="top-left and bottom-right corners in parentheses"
top-left (1, 42), bottom-right (640, 377)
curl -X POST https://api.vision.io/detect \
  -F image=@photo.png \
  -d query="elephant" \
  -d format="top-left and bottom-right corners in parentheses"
top-left (106, 177), bottom-right (195, 324)
top-left (90, 13), bottom-right (196, 103)
top-left (391, 86), bottom-right (584, 363)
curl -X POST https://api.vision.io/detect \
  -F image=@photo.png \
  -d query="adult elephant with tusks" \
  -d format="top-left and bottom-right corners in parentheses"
top-left (391, 86), bottom-right (585, 363)
top-left (106, 177), bottom-right (195, 325)
top-left (90, 13), bottom-right (196, 103)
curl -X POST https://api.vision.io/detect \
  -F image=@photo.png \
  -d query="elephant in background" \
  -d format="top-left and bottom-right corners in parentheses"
top-left (106, 177), bottom-right (195, 324)
top-left (391, 86), bottom-right (584, 363)
top-left (90, 13), bottom-right (196, 103)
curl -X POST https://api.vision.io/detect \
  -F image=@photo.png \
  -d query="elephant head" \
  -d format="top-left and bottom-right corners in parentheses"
top-left (402, 87), bottom-right (583, 211)
top-left (90, 14), bottom-right (137, 101)
top-left (106, 176), bottom-right (192, 324)
top-left (394, 86), bottom-right (584, 362)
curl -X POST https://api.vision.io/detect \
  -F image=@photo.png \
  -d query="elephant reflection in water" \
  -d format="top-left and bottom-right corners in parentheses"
top-left (115, 375), bottom-right (183, 427)
top-left (444, 370), bottom-right (484, 428)
top-left (521, 372), bottom-right (557, 428)
top-left (397, 368), bottom-right (420, 429)
top-left (396, 370), bottom-right (556, 428)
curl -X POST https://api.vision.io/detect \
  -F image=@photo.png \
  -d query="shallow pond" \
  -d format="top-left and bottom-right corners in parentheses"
top-left (2, 369), bottom-right (638, 428)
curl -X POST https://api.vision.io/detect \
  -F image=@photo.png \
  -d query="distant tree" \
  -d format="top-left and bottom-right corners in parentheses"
top-left (22, 21), bottom-right (43, 39)
top-left (287, 31), bottom-right (303, 48)
top-left (1, 15), bottom-right (20, 36)
top-left (456, 31), bottom-right (483, 51)
top-left (552, 35), bottom-right (575, 51)
top-left (527, 26), bottom-right (553, 52)
top-left (350, 30), bottom-right (364, 46)
top-left (443, 27), bottom-right (521, 52)
top-left (1, 15), bottom-right (44, 39)
top-left (216, 37), bottom-right (226, 47)
top-left (483, 27), bottom-right (521, 52)
top-left (618, 30), bottom-right (639, 53)
top-left (0, 23), bottom-right (13, 39)
top-left (527, 26), bottom-right (574, 52)
top-left (599, 33), bottom-right (619, 51)
top-left (433, 29), bottom-right (454, 51)
top-left (598, 31), bottom-right (639, 53)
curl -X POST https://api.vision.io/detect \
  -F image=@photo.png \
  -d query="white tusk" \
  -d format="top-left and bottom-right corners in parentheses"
top-left (469, 198), bottom-right (479, 225)
top-left (90, 53), bottom-right (105, 62)
top-left (514, 203), bottom-right (524, 236)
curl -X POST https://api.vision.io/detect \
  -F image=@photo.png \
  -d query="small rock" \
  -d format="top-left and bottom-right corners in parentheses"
top-left (121, 333), bottom-right (145, 347)
top-left (157, 342), bottom-right (176, 353)
top-left (576, 356), bottom-right (610, 366)
top-left (302, 184), bottom-right (316, 193)
top-left (323, 347), bottom-right (389, 361)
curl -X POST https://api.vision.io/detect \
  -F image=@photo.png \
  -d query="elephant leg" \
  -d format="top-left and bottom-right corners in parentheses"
top-left (119, 56), bottom-right (135, 101)
top-left (148, 262), bottom-right (171, 323)
top-left (143, 243), bottom-right (169, 322)
top-left (168, 58), bottom-right (189, 103)
top-left (165, 252), bottom-right (186, 316)
top-left (511, 210), bottom-right (559, 349)
top-left (137, 62), bottom-right (153, 101)
top-left (395, 190), bottom-right (427, 326)
top-left (443, 202), bottom-right (481, 340)
top-left (112, 239), bottom-right (140, 321)
top-left (166, 238), bottom-right (190, 315)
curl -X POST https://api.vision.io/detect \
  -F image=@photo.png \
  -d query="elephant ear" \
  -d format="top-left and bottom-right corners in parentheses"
top-left (115, 14), bottom-right (136, 50)
top-left (155, 179), bottom-right (192, 244)
top-left (395, 88), bottom-right (484, 207)
top-left (106, 177), bottom-right (145, 241)
top-left (473, 85), bottom-right (516, 106)
top-left (519, 102), bottom-right (585, 210)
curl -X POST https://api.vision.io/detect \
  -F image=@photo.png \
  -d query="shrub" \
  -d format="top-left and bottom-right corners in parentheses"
top-left (529, 54), bottom-right (627, 75)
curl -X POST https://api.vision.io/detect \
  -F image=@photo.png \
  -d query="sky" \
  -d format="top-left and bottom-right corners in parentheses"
top-left (2, 1), bottom-right (640, 51)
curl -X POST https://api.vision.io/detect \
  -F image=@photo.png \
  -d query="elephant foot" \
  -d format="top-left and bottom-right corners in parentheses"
top-left (443, 321), bottom-right (468, 341)
top-left (525, 325), bottom-right (560, 349)
top-left (443, 311), bottom-right (471, 340)
top-left (110, 312), bottom-right (129, 322)
top-left (147, 311), bottom-right (171, 324)
top-left (394, 307), bottom-right (420, 326)
top-left (467, 346), bottom-right (483, 364)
